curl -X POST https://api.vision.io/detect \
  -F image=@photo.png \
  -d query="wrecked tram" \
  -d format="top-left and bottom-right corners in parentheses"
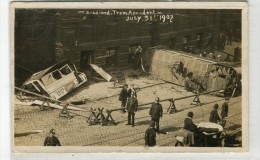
top-left (21, 60), bottom-right (87, 100)
top-left (142, 46), bottom-right (241, 96)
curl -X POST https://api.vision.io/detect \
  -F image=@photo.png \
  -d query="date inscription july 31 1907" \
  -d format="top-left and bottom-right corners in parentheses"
top-left (78, 9), bottom-right (174, 23)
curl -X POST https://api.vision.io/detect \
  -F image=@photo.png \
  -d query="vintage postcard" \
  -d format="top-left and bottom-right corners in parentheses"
top-left (11, 1), bottom-right (248, 153)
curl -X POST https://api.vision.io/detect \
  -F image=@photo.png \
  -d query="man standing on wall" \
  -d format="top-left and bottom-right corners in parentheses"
top-left (125, 92), bottom-right (138, 127)
top-left (149, 97), bottom-right (163, 131)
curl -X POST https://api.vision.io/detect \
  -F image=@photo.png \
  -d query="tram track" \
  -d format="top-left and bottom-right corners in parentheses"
top-left (14, 81), bottom-right (171, 117)
top-left (14, 79), bottom-right (242, 146)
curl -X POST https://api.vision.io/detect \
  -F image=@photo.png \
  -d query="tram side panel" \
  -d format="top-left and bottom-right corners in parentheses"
top-left (144, 48), bottom-right (239, 95)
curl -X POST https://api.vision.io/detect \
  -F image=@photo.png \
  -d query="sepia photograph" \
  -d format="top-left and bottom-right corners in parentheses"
top-left (11, 2), bottom-right (248, 153)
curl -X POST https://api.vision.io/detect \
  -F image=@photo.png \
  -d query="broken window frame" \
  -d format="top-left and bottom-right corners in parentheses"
top-left (51, 69), bottom-right (63, 80)
top-left (32, 81), bottom-right (48, 95)
top-left (59, 64), bottom-right (73, 76)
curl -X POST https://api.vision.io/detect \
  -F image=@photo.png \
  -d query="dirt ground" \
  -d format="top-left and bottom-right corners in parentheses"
top-left (14, 72), bottom-right (242, 147)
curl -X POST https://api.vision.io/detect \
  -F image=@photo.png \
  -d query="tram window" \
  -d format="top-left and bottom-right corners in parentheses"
top-left (52, 70), bottom-right (62, 80)
top-left (24, 83), bottom-right (39, 93)
top-left (33, 81), bottom-right (46, 95)
top-left (60, 65), bottom-right (71, 75)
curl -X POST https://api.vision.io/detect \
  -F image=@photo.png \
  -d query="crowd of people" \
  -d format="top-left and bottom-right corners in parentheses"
top-left (175, 97), bottom-right (230, 147)
top-left (118, 83), bottom-right (230, 147)
top-left (44, 85), bottom-right (230, 147)
top-left (181, 29), bottom-right (240, 63)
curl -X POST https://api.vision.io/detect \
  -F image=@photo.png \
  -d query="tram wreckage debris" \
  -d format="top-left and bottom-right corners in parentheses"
top-left (15, 46), bottom-right (241, 126)
top-left (142, 46), bottom-right (241, 96)
top-left (15, 84), bottom-right (234, 126)
top-left (20, 60), bottom-right (87, 100)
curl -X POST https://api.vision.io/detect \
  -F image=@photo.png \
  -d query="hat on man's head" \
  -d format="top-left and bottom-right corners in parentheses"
top-left (124, 84), bottom-right (128, 87)
top-left (213, 104), bottom-right (219, 109)
top-left (187, 112), bottom-right (194, 118)
top-left (149, 121), bottom-right (155, 127)
top-left (225, 97), bottom-right (230, 101)
top-left (49, 128), bottom-right (55, 134)
top-left (155, 97), bottom-right (160, 102)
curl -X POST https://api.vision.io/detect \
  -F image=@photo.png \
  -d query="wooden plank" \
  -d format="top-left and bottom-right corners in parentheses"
top-left (15, 98), bottom-right (89, 112)
top-left (90, 64), bottom-right (112, 82)
top-left (15, 87), bottom-right (90, 112)
top-left (32, 100), bottom-right (88, 112)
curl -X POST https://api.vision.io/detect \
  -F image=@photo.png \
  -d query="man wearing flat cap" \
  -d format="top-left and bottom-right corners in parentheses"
top-left (145, 121), bottom-right (167, 147)
top-left (145, 121), bottom-right (157, 147)
top-left (44, 128), bottom-right (61, 146)
top-left (209, 104), bottom-right (221, 123)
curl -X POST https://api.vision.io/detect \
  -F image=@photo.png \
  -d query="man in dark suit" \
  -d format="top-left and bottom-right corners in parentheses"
top-left (125, 92), bottom-right (138, 127)
top-left (145, 121), bottom-right (167, 147)
top-left (209, 104), bottom-right (221, 123)
top-left (221, 98), bottom-right (229, 119)
top-left (184, 112), bottom-right (199, 133)
top-left (149, 97), bottom-right (163, 131)
top-left (127, 84), bottom-right (137, 98)
top-left (119, 84), bottom-right (128, 113)
top-left (145, 121), bottom-right (157, 147)
top-left (175, 112), bottom-right (199, 146)
top-left (221, 98), bottom-right (229, 127)
top-left (44, 129), bottom-right (61, 146)
top-left (134, 46), bottom-right (142, 70)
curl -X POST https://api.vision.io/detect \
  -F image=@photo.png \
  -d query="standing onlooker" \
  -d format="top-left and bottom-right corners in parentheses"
top-left (217, 55), bottom-right (222, 62)
top-left (221, 98), bottom-right (229, 120)
top-left (209, 104), bottom-right (221, 124)
top-left (149, 97), bottom-right (163, 131)
top-left (125, 92), bottom-right (138, 127)
top-left (44, 129), bottom-right (61, 146)
top-left (127, 84), bottom-right (137, 98)
top-left (144, 121), bottom-right (167, 147)
top-left (134, 46), bottom-right (142, 70)
top-left (144, 121), bottom-right (157, 147)
top-left (227, 29), bottom-right (233, 46)
top-left (209, 52), bottom-right (215, 60)
top-left (222, 33), bottom-right (226, 50)
top-left (119, 84), bottom-right (128, 113)
top-left (220, 98), bottom-right (230, 127)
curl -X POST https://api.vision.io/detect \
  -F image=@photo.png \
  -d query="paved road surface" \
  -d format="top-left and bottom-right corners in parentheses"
top-left (14, 76), bottom-right (242, 146)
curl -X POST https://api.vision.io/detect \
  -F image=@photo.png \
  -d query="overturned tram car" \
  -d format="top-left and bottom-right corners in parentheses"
top-left (142, 46), bottom-right (241, 96)
top-left (21, 60), bottom-right (87, 100)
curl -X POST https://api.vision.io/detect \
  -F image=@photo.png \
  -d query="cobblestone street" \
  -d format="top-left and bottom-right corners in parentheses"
top-left (14, 74), bottom-right (242, 147)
